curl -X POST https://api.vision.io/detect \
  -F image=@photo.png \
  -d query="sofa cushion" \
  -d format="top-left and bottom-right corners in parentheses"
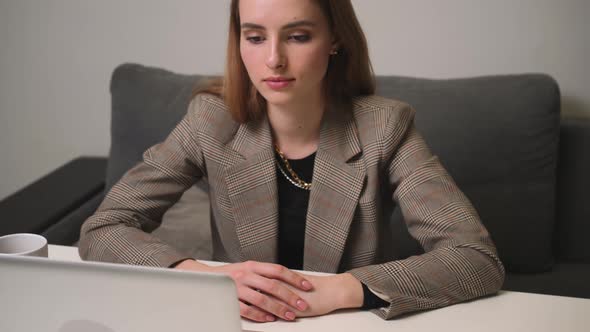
top-left (377, 75), bottom-right (561, 273)
top-left (503, 263), bottom-right (590, 299)
top-left (109, 64), bottom-right (561, 272)
top-left (108, 63), bottom-right (205, 189)
top-left (152, 185), bottom-right (212, 260)
top-left (555, 118), bottom-right (590, 263)
top-left (108, 63), bottom-right (211, 258)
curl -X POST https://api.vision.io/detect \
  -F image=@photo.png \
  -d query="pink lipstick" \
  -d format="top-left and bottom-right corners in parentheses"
top-left (264, 77), bottom-right (295, 90)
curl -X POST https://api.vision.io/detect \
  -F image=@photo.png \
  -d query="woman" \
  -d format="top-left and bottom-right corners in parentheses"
top-left (79, 0), bottom-right (505, 322)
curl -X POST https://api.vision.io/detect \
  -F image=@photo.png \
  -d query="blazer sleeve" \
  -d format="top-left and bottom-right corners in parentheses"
top-left (78, 97), bottom-right (207, 267)
top-left (348, 103), bottom-right (505, 319)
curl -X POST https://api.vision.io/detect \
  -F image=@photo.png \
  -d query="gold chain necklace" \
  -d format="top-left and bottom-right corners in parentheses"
top-left (274, 144), bottom-right (312, 190)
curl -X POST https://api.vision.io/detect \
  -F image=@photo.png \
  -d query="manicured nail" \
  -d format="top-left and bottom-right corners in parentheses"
top-left (266, 315), bottom-right (275, 322)
top-left (285, 311), bottom-right (296, 320)
top-left (301, 280), bottom-right (312, 290)
top-left (296, 299), bottom-right (307, 311)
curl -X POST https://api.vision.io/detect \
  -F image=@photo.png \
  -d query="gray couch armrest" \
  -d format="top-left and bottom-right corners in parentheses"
top-left (0, 157), bottom-right (107, 244)
top-left (555, 118), bottom-right (590, 263)
top-left (42, 191), bottom-right (105, 245)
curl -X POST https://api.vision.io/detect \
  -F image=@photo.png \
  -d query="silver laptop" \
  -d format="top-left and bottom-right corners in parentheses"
top-left (0, 255), bottom-right (248, 332)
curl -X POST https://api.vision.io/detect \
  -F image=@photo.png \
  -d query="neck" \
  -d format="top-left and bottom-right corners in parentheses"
top-left (267, 99), bottom-right (325, 159)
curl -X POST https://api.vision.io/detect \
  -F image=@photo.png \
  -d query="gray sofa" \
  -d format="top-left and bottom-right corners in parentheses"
top-left (1, 63), bottom-right (589, 299)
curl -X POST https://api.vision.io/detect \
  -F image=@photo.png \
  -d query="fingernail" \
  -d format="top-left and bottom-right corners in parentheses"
top-left (301, 280), bottom-right (312, 290)
top-left (266, 315), bottom-right (275, 322)
top-left (296, 299), bottom-right (307, 311)
top-left (285, 311), bottom-right (296, 320)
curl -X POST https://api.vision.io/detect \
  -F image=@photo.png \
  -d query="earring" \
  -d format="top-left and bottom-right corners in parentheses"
top-left (330, 50), bottom-right (339, 55)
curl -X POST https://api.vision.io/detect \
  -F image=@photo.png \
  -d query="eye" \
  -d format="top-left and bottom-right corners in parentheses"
top-left (288, 34), bottom-right (311, 43)
top-left (245, 36), bottom-right (265, 44)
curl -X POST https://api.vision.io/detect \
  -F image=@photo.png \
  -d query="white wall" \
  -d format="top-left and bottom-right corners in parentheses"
top-left (1, 0), bottom-right (588, 200)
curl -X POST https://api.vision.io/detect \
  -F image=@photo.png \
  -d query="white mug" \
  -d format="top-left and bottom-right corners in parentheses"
top-left (0, 233), bottom-right (48, 257)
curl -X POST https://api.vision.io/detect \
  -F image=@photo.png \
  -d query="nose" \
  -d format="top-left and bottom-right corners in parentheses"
top-left (265, 39), bottom-right (286, 70)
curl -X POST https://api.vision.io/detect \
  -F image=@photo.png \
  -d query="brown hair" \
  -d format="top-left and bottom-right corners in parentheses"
top-left (195, 0), bottom-right (375, 123)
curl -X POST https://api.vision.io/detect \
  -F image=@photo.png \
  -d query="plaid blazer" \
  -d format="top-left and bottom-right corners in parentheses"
top-left (79, 94), bottom-right (505, 319)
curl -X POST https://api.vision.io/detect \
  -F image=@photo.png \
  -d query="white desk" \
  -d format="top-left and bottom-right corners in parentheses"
top-left (49, 245), bottom-right (589, 332)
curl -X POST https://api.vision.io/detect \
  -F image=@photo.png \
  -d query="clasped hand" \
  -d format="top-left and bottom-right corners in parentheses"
top-left (175, 259), bottom-right (360, 322)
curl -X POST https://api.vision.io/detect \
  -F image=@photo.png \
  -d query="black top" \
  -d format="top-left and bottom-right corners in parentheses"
top-left (276, 152), bottom-right (388, 310)
top-left (276, 151), bottom-right (314, 270)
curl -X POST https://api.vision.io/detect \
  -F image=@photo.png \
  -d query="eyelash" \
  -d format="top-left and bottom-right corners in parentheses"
top-left (245, 34), bottom-right (311, 44)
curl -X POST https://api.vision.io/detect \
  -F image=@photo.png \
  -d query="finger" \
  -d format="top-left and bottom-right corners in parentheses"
top-left (239, 301), bottom-right (275, 323)
top-left (248, 261), bottom-right (313, 291)
top-left (245, 274), bottom-right (309, 311)
top-left (240, 286), bottom-right (297, 321)
top-left (265, 293), bottom-right (306, 316)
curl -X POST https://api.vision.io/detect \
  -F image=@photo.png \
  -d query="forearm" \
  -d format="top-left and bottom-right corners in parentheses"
top-left (79, 104), bottom-right (206, 265)
top-left (79, 214), bottom-right (189, 267)
top-left (348, 244), bottom-right (505, 319)
top-left (173, 258), bottom-right (215, 272)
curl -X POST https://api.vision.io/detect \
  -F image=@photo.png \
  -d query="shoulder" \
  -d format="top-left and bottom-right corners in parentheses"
top-left (351, 95), bottom-right (416, 134)
top-left (186, 93), bottom-right (240, 143)
top-left (352, 95), bottom-right (414, 117)
top-left (349, 96), bottom-right (419, 161)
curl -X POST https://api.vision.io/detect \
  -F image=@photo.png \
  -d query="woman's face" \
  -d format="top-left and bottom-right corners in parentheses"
top-left (238, 0), bottom-right (335, 108)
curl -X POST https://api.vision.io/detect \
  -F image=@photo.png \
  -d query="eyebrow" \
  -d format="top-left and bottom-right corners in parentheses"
top-left (240, 20), bottom-right (316, 31)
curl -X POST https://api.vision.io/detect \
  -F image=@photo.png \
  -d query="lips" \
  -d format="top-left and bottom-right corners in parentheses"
top-left (264, 77), bottom-right (295, 82)
top-left (264, 77), bottom-right (295, 90)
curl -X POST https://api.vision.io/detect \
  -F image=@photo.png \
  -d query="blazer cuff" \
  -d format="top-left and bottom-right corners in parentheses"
top-left (347, 265), bottom-right (395, 319)
top-left (361, 283), bottom-right (390, 309)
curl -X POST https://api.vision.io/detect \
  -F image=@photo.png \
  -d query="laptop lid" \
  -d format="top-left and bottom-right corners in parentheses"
top-left (0, 255), bottom-right (243, 332)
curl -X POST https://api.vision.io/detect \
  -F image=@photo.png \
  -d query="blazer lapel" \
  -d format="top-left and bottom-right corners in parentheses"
top-left (303, 108), bottom-right (365, 273)
top-left (223, 105), bottom-right (365, 271)
top-left (225, 116), bottom-right (279, 263)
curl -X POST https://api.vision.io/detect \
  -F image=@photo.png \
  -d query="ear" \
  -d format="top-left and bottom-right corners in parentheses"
top-left (330, 36), bottom-right (340, 54)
